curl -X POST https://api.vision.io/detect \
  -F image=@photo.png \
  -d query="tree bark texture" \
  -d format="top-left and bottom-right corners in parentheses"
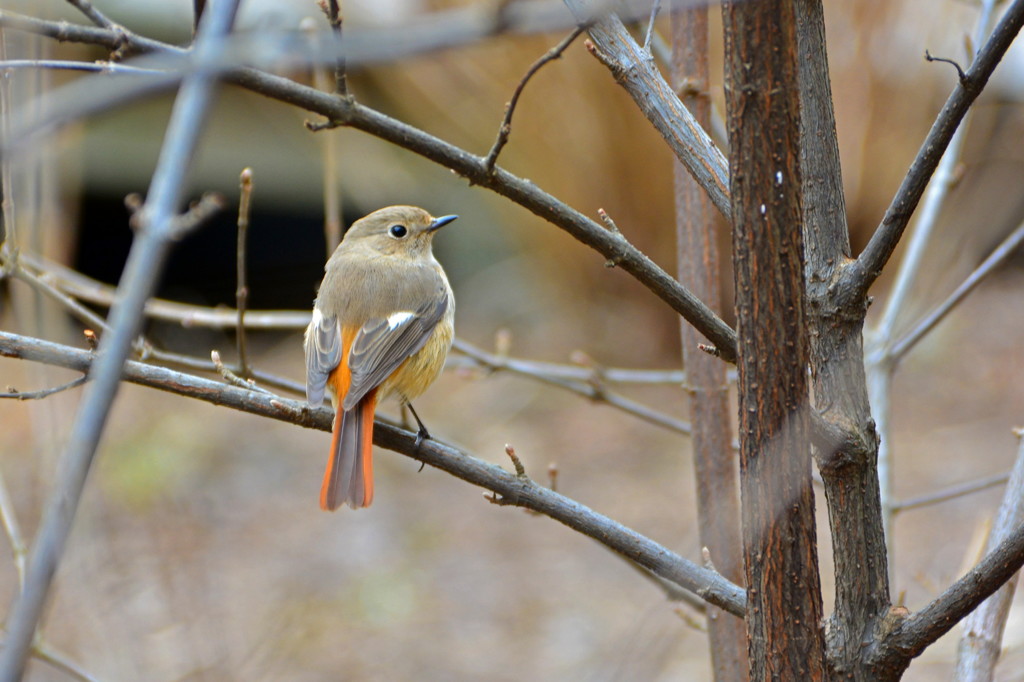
top-left (722, 1), bottom-right (828, 679)
top-left (794, 1), bottom-right (891, 676)
top-left (672, 5), bottom-right (749, 682)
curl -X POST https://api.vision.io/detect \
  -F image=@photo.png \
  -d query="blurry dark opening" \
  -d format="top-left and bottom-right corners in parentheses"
top-left (72, 192), bottom-right (359, 355)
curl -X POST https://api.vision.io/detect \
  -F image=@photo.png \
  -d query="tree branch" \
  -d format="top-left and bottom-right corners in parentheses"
top-left (483, 25), bottom-right (585, 173)
top-left (564, 0), bottom-right (731, 219)
top-left (843, 0), bottom-right (1024, 299)
top-left (0, 329), bottom-right (747, 617)
top-left (869, 516), bottom-right (1024, 672)
top-left (0, 2), bottom-right (241, 676)
top-left (889, 219), bottom-right (1024, 365)
top-left (954, 430), bottom-right (1024, 679)
top-left (892, 472), bottom-right (1008, 514)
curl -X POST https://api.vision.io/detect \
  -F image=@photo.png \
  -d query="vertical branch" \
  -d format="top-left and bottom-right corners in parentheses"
top-left (795, 0), bottom-right (891, 672)
top-left (305, 17), bottom-right (344, 254)
top-left (722, 0), bottom-right (827, 678)
top-left (318, 0), bottom-right (348, 97)
top-left (0, 467), bottom-right (27, 588)
top-left (0, 27), bottom-right (17, 255)
top-left (953, 430), bottom-right (1024, 681)
top-left (671, 3), bottom-right (747, 681)
top-left (0, 2), bottom-right (241, 678)
top-left (235, 167), bottom-right (253, 377)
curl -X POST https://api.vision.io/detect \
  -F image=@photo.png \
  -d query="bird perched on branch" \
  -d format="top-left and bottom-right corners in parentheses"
top-left (305, 205), bottom-right (457, 510)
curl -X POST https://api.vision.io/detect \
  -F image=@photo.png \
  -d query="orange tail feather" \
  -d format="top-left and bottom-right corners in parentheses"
top-left (320, 389), bottom-right (377, 510)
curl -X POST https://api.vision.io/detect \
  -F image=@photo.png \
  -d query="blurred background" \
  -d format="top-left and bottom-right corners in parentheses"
top-left (1, 0), bottom-right (1024, 679)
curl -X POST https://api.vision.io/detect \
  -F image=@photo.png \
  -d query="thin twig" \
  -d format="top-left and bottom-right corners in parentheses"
top-left (0, 28), bottom-right (16, 257)
top-left (303, 18), bottom-right (344, 254)
top-left (892, 472), bottom-right (1009, 513)
top-left (890, 220), bottom-right (1024, 364)
top-left (235, 168), bottom-right (253, 377)
top-left (924, 49), bottom-right (968, 83)
top-left (642, 0), bottom-right (661, 52)
top-left (9, 261), bottom-right (111, 334)
top-left (210, 349), bottom-right (272, 394)
top-left (65, 0), bottom-right (117, 31)
top-left (0, 59), bottom-right (162, 74)
top-left (483, 25), bottom-right (584, 173)
top-left (0, 375), bottom-right (88, 400)
top-left (0, 2), bottom-right (241, 677)
top-left (317, 0), bottom-right (348, 96)
top-left (30, 641), bottom-right (102, 682)
top-left (452, 338), bottom-right (692, 435)
top-left (12, 254), bottom-right (699, 403)
top-left (0, 466), bottom-right (28, 588)
top-left (0, 329), bottom-right (748, 617)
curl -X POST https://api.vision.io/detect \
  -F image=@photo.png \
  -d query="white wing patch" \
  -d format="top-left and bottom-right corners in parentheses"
top-left (387, 311), bottom-right (415, 330)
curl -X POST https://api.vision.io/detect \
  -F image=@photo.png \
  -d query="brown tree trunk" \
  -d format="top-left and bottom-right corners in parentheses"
top-left (672, 5), bottom-right (749, 682)
top-left (722, 1), bottom-right (828, 678)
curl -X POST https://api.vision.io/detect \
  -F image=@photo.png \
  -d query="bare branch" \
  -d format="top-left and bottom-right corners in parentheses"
top-left (0, 466), bottom-right (27, 588)
top-left (641, 0), bottom-right (662, 52)
top-left (869, 516), bottom-right (1024, 670)
top-left (889, 220), bottom-right (1024, 364)
top-left (893, 472), bottom-right (1009, 514)
top-left (0, 375), bottom-right (88, 400)
top-left (954, 430), bottom-right (1024, 679)
top-left (20, 252), bottom-right (310, 330)
top-left (65, 0), bottom-right (118, 31)
top-left (483, 25), bottom-right (585, 173)
top-left (0, 2), bottom-right (242, 676)
top-left (6, 260), bottom-right (111, 334)
top-left (0, 59), bottom-right (162, 75)
top-left (844, 0), bottom-right (1024, 299)
top-left (316, 0), bottom-right (348, 96)
top-left (30, 641), bottom-right (102, 682)
top-left (564, 0), bottom-right (731, 219)
top-left (0, 329), bottom-right (747, 617)
top-left (452, 337), bottom-right (692, 434)
top-left (235, 168), bottom-right (253, 377)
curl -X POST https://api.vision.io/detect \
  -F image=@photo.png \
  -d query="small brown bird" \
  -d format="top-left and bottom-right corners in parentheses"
top-left (305, 205), bottom-right (457, 510)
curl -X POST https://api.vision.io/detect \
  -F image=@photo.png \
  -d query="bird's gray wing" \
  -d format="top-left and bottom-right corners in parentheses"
top-left (343, 288), bottom-right (448, 410)
top-left (304, 309), bottom-right (343, 406)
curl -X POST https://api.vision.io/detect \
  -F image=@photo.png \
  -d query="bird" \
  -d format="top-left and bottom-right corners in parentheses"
top-left (304, 205), bottom-right (457, 510)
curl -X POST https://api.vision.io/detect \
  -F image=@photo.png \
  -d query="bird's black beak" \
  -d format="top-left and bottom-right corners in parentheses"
top-left (428, 215), bottom-right (458, 231)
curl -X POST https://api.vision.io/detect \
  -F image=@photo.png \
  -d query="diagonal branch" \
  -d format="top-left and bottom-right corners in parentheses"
top-left (954, 430), bottom-right (1024, 679)
top-left (563, 0), bottom-right (731, 218)
top-left (869, 515), bottom-right (1024, 672)
top-left (889, 219), bottom-right (1024, 364)
top-left (484, 24), bottom-right (585, 173)
top-left (0, 2), bottom-right (241, 677)
top-left (0, 329), bottom-right (747, 617)
top-left (843, 0), bottom-right (1024, 300)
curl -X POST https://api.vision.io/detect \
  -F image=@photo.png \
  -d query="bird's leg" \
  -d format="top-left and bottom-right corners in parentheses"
top-left (405, 402), bottom-right (431, 472)
top-left (406, 402), bottom-right (431, 445)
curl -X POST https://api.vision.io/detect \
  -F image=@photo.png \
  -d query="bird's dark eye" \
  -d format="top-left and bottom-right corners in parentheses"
top-left (389, 224), bottom-right (408, 238)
